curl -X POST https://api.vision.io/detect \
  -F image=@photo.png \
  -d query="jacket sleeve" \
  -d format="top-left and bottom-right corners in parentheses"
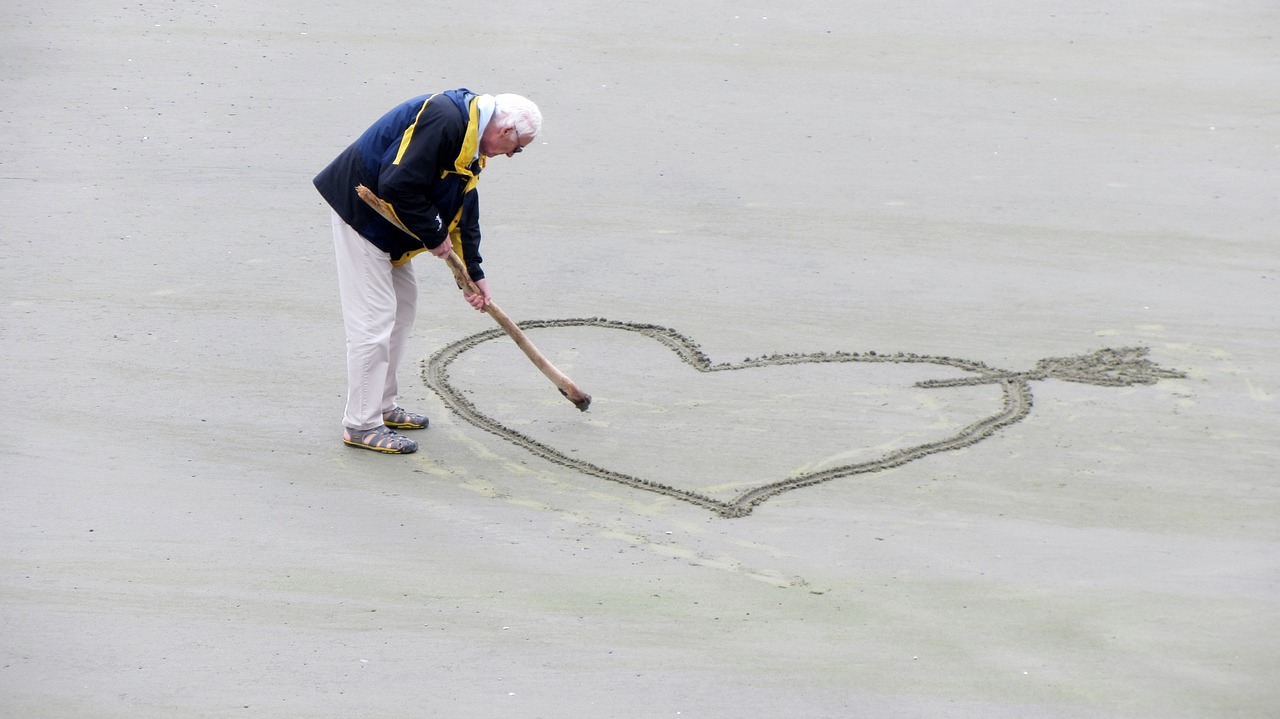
top-left (456, 190), bottom-right (484, 281)
top-left (376, 102), bottom-right (460, 249)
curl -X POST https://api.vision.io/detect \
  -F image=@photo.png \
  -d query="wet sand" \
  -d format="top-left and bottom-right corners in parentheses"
top-left (2, 1), bottom-right (1278, 717)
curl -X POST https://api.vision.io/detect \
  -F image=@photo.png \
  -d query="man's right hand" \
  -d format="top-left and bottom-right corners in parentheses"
top-left (429, 240), bottom-right (453, 259)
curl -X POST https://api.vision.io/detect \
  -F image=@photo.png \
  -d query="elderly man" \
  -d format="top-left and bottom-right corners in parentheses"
top-left (314, 89), bottom-right (541, 454)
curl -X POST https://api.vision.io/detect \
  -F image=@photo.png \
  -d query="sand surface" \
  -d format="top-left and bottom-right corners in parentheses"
top-left (2, 1), bottom-right (1278, 717)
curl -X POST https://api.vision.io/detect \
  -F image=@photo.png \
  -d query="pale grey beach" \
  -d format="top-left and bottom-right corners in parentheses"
top-left (1, 2), bottom-right (1277, 717)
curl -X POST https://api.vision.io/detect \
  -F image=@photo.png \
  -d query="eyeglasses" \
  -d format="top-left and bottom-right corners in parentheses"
top-left (512, 126), bottom-right (524, 154)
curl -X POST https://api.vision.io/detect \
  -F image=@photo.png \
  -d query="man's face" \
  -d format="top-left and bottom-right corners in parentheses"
top-left (479, 122), bottom-right (530, 158)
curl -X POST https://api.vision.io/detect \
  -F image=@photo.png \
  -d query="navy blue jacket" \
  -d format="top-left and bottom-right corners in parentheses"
top-left (314, 89), bottom-right (485, 277)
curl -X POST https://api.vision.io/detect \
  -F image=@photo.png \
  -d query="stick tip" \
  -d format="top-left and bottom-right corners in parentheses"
top-left (558, 387), bottom-right (591, 411)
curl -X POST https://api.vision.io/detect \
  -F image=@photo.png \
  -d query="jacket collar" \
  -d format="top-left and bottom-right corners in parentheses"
top-left (451, 95), bottom-right (486, 175)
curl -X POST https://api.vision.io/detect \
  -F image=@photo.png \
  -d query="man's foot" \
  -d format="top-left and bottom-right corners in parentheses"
top-left (343, 425), bottom-right (418, 454)
top-left (382, 406), bottom-right (429, 430)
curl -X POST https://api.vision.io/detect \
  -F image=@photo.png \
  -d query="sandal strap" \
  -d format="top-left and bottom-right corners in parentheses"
top-left (364, 427), bottom-right (403, 449)
top-left (383, 406), bottom-right (429, 429)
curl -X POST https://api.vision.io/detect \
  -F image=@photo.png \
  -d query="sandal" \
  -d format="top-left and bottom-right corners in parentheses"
top-left (343, 425), bottom-right (418, 454)
top-left (382, 406), bottom-right (429, 430)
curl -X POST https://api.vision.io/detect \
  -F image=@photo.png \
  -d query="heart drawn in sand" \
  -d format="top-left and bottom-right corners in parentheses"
top-left (423, 319), bottom-right (1184, 518)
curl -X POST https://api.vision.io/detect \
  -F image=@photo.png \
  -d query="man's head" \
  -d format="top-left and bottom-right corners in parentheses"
top-left (479, 94), bottom-right (542, 158)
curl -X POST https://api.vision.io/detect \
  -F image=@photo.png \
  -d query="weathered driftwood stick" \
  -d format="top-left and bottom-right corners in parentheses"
top-left (355, 184), bottom-right (591, 411)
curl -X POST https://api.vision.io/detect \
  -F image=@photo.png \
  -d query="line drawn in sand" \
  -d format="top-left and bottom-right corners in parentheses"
top-left (423, 318), bottom-right (1186, 518)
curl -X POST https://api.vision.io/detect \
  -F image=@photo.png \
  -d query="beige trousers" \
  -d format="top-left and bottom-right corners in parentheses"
top-left (331, 211), bottom-right (418, 431)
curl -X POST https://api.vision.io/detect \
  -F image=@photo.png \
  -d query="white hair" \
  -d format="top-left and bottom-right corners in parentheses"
top-left (492, 93), bottom-right (542, 140)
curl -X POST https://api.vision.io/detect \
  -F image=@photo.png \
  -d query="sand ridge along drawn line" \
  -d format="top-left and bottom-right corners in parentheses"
top-left (423, 318), bottom-right (1186, 518)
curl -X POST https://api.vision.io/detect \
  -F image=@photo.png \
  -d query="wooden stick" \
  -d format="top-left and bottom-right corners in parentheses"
top-left (355, 185), bottom-right (591, 411)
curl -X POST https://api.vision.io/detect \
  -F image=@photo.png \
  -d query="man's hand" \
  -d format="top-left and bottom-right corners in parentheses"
top-left (464, 277), bottom-right (491, 311)
top-left (429, 239), bottom-right (453, 259)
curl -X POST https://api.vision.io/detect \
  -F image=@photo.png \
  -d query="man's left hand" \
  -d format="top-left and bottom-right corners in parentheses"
top-left (465, 277), bottom-right (491, 311)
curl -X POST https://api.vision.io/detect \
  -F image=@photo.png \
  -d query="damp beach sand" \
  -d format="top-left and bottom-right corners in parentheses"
top-left (2, 2), bottom-right (1278, 718)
